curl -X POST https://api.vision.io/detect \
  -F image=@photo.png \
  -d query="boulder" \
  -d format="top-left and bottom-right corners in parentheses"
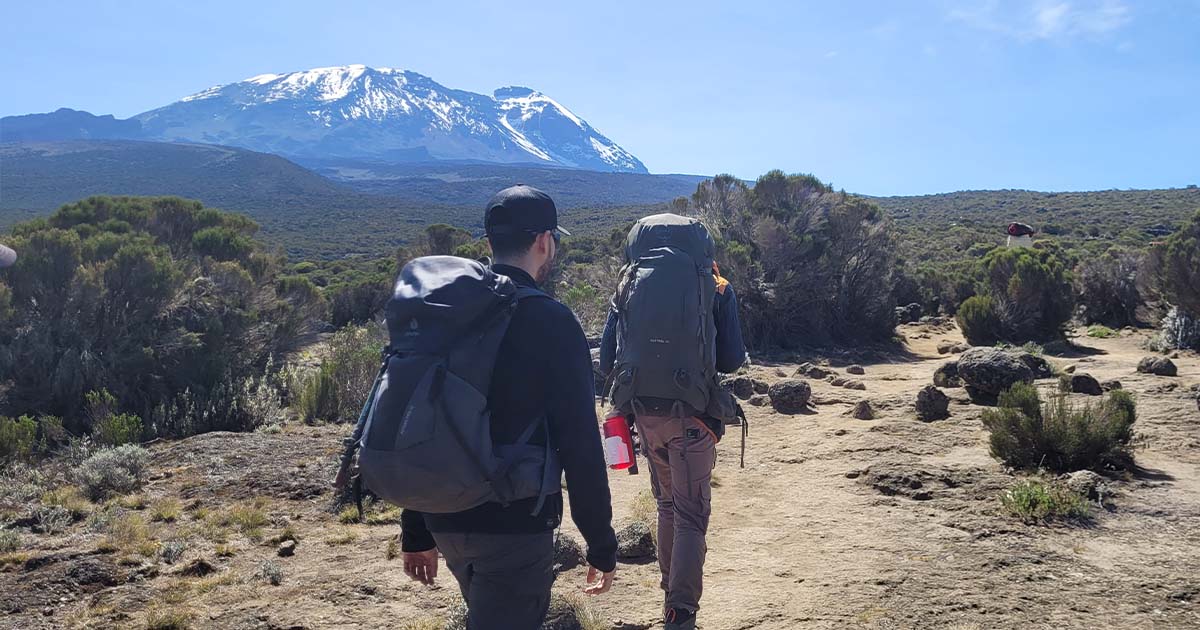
top-left (748, 394), bottom-right (770, 407)
top-left (848, 400), bottom-right (874, 420)
top-left (828, 376), bottom-right (848, 387)
top-left (768, 380), bottom-right (812, 414)
top-left (916, 385), bottom-right (951, 422)
top-left (752, 379), bottom-right (770, 395)
top-left (1068, 373), bottom-right (1103, 396)
top-left (843, 380), bottom-right (866, 391)
top-left (1063, 470), bottom-right (1108, 502)
top-left (933, 361), bottom-right (961, 388)
top-left (1137, 356), bottom-right (1178, 377)
top-left (795, 362), bottom-right (830, 379)
top-left (895, 303), bottom-right (923, 324)
top-left (950, 343), bottom-right (970, 354)
top-left (277, 540), bottom-right (297, 557)
top-left (722, 376), bottom-right (755, 400)
top-left (1101, 379), bottom-right (1122, 392)
top-left (846, 364), bottom-right (865, 375)
top-left (553, 532), bottom-right (585, 573)
top-left (1017, 353), bottom-right (1054, 379)
top-left (957, 347), bottom-right (1034, 405)
top-left (936, 341), bottom-right (955, 355)
top-left (615, 521), bottom-right (655, 560)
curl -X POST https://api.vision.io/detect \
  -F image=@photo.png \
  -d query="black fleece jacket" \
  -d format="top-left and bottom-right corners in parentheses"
top-left (400, 264), bottom-right (618, 573)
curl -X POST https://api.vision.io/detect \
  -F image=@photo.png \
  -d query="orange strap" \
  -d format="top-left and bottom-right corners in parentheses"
top-left (712, 262), bottom-right (729, 295)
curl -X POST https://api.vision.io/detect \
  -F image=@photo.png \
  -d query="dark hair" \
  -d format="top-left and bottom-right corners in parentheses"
top-left (488, 231), bottom-right (537, 259)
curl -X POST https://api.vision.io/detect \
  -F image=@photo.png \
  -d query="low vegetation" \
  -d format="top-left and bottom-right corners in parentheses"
top-left (1000, 479), bottom-right (1091, 523)
top-left (982, 383), bottom-right (1137, 473)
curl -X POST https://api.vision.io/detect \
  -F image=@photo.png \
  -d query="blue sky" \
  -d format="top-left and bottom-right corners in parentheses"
top-left (1, 0), bottom-right (1197, 195)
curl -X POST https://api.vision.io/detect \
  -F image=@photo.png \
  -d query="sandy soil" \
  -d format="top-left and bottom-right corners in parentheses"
top-left (2, 323), bottom-right (1198, 629)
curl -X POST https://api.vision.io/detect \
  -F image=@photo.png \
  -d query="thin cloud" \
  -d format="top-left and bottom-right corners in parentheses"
top-left (950, 0), bottom-right (1131, 41)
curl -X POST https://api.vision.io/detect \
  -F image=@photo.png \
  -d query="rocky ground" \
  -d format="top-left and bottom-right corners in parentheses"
top-left (2, 323), bottom-right (1198, 629)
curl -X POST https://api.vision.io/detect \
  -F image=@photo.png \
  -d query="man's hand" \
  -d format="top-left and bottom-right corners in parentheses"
top-left (403, 548), bottom-right (439, 586)
top-left (584, 564), bottom-right (615, 595)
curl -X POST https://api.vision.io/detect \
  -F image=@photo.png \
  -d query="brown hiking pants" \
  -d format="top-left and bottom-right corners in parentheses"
top-left (635, 414), bottom-right (717, 615)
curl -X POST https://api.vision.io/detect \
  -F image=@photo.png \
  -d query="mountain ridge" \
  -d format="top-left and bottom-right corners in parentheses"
top-left (0, 65), bottom-right (646, 173)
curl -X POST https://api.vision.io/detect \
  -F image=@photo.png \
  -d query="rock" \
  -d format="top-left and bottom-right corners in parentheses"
top-left (177, 557), bottom-right (218, 577)
top-left (950, 343), bottom-right (970, 354)
top-left (748, 394), bottom-right (770, 407)
top-left (848, 401), bottom-right (874, 420)
top-left (933, 361), bottom-right (961, 388)
top-left (722, 376), bottom-right (755, 400)
top-left (543, 594), bottom-right (589, 630)
top-left (937, 341), bottom-right (955, 355)
top-left (1063, 364), bottom-right (1077, 374)
top-left (795, 362), bottom-right (830, 379)
top-left (1063, 470), bottom-right (1108, 501)
top-left (916, 386), bottom-right (950, 422)
top-left (846, 364), bottom-right (865, 375)
top-left (828, 376), bottom-right (848, 387)
top-left (1068, 373), bottom-right (1103, 396)
top-left (1017, 353), bottom-right (1054, 379)
top-left (1101, 379), bottom-right (1122, 392)
top-left (553, 532), bottom-right (585, 573)
top-left (65, 559), bottom-right (122, 588)
top-left (615, 521), bottom-right (655, 560)
top-left (277, 540), bottom-right (297, 557)
top-left (768, 380), bottom-right (812, 414)
top-left (842, 380), bottom-right (866, 391)
top-left (957, 347), bottom-right (1035, 404)
top-left (1137, 356), bottom-right (1178, 377)
top-left (752, 379), bottom-right (770, 395)
top-left (895, 302), bottom-right (923, 324)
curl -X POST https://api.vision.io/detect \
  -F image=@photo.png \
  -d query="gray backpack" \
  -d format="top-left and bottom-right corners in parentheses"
top-left (356, 256), bottom-right (561, 515)
top-left (608, 214), bottom-right (737, 423)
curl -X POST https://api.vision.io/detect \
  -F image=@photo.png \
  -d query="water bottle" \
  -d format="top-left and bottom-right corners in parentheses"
top-left (602, 414), bottom-right (635, 471)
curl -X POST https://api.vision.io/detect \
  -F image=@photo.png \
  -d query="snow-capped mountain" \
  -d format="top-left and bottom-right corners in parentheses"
top-left (133, 65), bottom-right (646, 173)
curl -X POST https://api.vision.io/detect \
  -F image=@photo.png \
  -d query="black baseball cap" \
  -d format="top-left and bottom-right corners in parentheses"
top-left (0, 244), bottom-right (14, 268)
top-left (484, 185), bottom-right (570, 238)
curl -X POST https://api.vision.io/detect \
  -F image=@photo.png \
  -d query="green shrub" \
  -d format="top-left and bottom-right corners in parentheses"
top-left (94, 414), bottom-right (143, 446)
top-left (75, 445), bottom-right (151, 500)
top-left (1087, 324), bottom-right (1117, 339)
top-left (0, 416), bottom-right (37, 460)
top-left (1074, 248), bottom-right (1143, 327)
top-left (975, 246), bottom-right (1074, 343)
top-left (1001, 479), bottom-right (1090, 523)
top-left (296, 325), bottom-right (384, 423)
top-left (1, 196), bottom-right (324, 437)
top-left (1149, 209), bottom-right (1200, 318)
top-left (982, 383), bottom-right (1136, 472)
top-left (296, 364), bottom-right (340, 424)
top-left (956, 295), bottom-right (1000, 346)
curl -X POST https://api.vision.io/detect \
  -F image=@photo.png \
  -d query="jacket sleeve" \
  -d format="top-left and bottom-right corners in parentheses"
top-left (598, 308), bottom-right (618, 377)
top-left (544, 306), bottom-right (619, 573)
top-left (714, 287), bottom-right (747, 374)
top-left (400, 509), bottom-right (435, 552)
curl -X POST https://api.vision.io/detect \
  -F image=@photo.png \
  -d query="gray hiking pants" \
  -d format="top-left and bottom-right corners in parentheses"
top-left (432, 530), bottom-right (556, 630)
top-left (636, 414), bottom-right (717, 614)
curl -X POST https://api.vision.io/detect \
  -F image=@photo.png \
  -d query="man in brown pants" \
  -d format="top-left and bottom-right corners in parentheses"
top-left (599, 214), bottom-right (747, 630)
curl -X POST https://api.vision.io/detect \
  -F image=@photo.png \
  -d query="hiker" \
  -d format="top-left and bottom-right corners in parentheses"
top-left (598, 214), bottom-right (747, 630)
top-left (393, 185), bottom-right (618, 629)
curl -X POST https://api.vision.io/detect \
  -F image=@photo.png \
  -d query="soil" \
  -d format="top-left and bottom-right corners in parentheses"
top-left (2, 324), bottom-right (1198, 629)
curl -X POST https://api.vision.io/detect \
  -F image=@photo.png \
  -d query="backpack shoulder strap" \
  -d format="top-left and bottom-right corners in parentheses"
top-left (514, 285), bottom-right (550, 302)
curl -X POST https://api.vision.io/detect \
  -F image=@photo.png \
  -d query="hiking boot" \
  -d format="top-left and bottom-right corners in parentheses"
top-left (664, 607), bottom-right (696, 630)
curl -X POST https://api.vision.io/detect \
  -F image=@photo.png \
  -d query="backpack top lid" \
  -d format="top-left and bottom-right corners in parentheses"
top-left (625, 213), bottom-right (715, 264)
top-left (385, 256), bottom-right (516, 348)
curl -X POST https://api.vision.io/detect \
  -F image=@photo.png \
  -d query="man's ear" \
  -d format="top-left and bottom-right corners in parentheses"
top-left (536, 231), bottom-right (554, 256)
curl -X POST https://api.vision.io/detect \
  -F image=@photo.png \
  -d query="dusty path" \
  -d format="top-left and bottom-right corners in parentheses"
top-left (2, 323), bottom-right (1197, 629)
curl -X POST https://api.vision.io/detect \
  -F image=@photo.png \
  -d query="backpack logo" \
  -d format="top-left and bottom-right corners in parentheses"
top-left (649, 338), bottom-right (671, 344)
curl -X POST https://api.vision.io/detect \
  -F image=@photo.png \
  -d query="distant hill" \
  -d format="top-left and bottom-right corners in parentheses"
top-left (0, 141), bottom-right (669, 258)
top-left (0, 108), bottom-right (143, 143)
top-left (300, 158), bottom-right (706, 208)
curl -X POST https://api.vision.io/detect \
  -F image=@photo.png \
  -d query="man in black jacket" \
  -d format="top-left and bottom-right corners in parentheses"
top-left (400, 185), bottom-right (617, 629)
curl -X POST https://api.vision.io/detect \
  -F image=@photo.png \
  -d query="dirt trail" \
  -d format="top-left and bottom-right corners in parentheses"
top-left (2, 324), bottom-right (1198, 629)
